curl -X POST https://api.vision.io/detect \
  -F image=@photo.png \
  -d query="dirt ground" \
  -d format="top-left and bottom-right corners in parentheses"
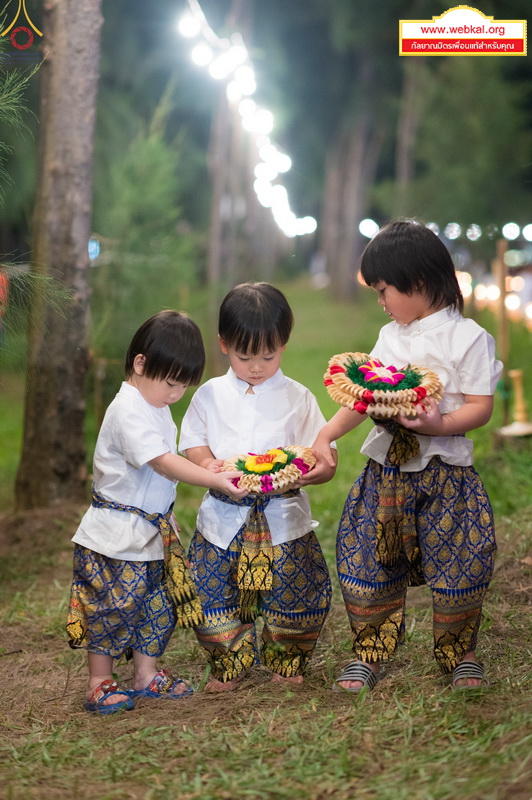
top-left (0, 505), bottom-right (531, 800)
top-left (1, 503), bottom-right (531, 705)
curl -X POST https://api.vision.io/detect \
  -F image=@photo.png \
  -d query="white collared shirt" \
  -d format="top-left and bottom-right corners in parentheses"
top-left (72, 383), bottom-right (178, 561)
top-left (178, 368), bottom-right (330, 549)
top-left (361, 306), bottom-right (503, 471)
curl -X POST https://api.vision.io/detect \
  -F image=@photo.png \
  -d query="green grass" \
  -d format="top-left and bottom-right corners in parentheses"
top-left (0, 277), bottom-right (531, 800)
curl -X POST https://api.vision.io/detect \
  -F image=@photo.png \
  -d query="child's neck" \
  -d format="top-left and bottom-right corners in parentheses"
top-left (417, 301), bottom-right (447, 320)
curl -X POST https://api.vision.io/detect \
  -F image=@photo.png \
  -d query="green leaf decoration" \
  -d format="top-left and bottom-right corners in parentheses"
top-left (345, 359), bottom-right (423, 392)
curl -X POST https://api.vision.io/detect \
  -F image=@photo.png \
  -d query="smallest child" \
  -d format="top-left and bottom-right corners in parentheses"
top-left (67, 310), bottom-right (247, 714)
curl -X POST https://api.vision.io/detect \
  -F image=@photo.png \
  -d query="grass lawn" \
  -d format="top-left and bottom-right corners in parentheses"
top-left (0, 278), bottom-right (531, 799)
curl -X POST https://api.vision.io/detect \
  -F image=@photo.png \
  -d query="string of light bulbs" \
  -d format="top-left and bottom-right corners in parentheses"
top-left (177, 0), bottom-right (317, 238)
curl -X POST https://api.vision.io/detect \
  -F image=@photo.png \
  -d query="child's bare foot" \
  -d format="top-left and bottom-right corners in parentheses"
top-left (86, 678), bottom-right (130, 706)
top-left (85, 678), bottom-right (134, 714)
top-left (204, 675), bottom-right (242, 692)
top-left (130, 669), bottom-right (192, 698)
top-left (271, 673), bottom-right (304, 685)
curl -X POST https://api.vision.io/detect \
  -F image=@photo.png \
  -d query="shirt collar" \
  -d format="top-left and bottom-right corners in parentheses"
top-left (399, 305), bottom-right (459, 334)
top-left (227, 367), bottom-right (286, 395)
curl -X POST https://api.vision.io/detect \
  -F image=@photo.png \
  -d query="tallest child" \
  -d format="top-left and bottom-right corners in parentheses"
top-left (308, 220), bottom-right (502, 692)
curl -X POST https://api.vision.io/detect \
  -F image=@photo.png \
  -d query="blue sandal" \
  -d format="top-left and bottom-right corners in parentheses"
top-left (128, 668), bottom-right (193, 700)
top-left (85, 678), bottom-right (135, 715)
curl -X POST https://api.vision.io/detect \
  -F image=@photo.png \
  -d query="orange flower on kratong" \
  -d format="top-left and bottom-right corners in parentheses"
top-left (244, 448), bottom-right (288, 473)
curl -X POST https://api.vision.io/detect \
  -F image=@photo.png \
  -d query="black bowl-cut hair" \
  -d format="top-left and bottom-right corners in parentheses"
top-left (360, 220), bottom-right (464, 312)
top-left (218, 282), bottom-right (294, 354)
top-left (124, 310), bottom-right (205, 385)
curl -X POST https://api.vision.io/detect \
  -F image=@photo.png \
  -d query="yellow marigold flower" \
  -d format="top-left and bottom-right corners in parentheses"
top-left (267, 448), bottom-right (288, 464)
top-left (244, 453), bottom-right (275, 472)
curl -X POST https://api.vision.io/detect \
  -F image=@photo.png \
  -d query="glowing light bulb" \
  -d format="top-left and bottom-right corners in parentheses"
top-left (191, 43), bottom-right (213, 66)
top-left (521, 224), bottom-right (532, 242)
top-left (504, 294), bottom-right (521, 311)
top-left (234, 65), bottom-right (256, 95)
top-left (359, 219), bottom-right (379, 238)
top-left (178, 13), bottom-right (200, 38)
top-left (466, 224), bottom-right (482, 241)
top-left (502, 222), bottom-right (520, 240)
top-left (510, 276), bottom-right (525, 292)
top-left (444, 222), bottom-right (461, 240)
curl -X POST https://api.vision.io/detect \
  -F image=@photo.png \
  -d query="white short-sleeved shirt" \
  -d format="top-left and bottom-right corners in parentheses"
top-left (178, 368), bottom-right (330, 549)
top-left (361, 306), bottom-right (503, 471)
top-left (72, 382), bottom-right (178, 561)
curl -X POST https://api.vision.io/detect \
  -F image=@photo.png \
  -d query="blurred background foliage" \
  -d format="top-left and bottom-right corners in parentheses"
top-left (0, 0), bottom-right (531, 507)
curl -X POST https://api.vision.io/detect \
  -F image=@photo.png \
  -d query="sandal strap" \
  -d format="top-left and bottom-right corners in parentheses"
top-left (336, 661), bottom-right (378, 690)
top-left (146, 668), bottom-right (175, 694)
top-left (452, 661), bottom-right (485, 685)
top-left (89, 679), bottom-right (123, 704)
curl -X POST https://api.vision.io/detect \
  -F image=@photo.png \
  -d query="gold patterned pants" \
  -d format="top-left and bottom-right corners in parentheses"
top-left (337, 457), bottom-right (497, 673)
top-left (189, 529), bottom-right (332, 682)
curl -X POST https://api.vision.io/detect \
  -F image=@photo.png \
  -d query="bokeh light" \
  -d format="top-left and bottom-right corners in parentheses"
top-left (466, 224), bottom-right (482, 241)
top-left (359, 218), bottom-right (379, 238)
top-left (502, 222), bottom-right (520, 240)
top-left (444, 222), bottom-right (461, 240)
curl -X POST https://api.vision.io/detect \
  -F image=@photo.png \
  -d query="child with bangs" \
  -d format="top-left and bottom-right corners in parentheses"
top-left (179, 282), bottom-right (336, 691)
top-left (306, 220), bottom-right (502, 692)
top-left (67, 310), bottom-right (247, 714)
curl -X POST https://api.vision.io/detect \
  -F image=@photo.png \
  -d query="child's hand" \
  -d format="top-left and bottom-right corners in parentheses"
top-left (398, 397), bottom-right (444, 435)
top-left (399, 394), bottom-right (493, 437)
top-left (212, 471), bottom-right (248, 499)
top-left (297, 450), bottom-right (337, 486)
top-left (310, 434), bottom-right (337, 470)
top-left (204, 458), bottom-right (224, 473)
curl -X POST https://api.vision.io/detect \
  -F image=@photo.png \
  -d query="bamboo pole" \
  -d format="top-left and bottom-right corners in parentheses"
top-left (492, 238), bottom-right (510, 425)
top-left (498, 369), bottom-right (532, 437)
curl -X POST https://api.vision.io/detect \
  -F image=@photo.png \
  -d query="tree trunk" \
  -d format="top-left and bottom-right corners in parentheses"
top-left (15, 0), bottom-right (103, 510)
top-left (394, 58), bottom-right (426, 216)
top-left (321, 117), bottom-right (384, 301)
top-left (319, 55), bottom-right (385, 301)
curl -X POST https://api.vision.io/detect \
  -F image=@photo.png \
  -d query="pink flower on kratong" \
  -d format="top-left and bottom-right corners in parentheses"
top-left (260, 475), bottom-right (274, 492)
top-left (292, 458), bottom-right (310, 475)
top-left (359, 359), bottom-right (405, 386)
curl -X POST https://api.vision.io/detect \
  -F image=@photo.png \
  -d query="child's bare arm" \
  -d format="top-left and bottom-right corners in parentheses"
top-left (311, 407), bottom-right (366, 468)
top-left (398, 395), bottom-right (494, 436)
top-left (184, 445), bottom-right (224, 472)
top-left (149, 452), bottom-right (247, 499)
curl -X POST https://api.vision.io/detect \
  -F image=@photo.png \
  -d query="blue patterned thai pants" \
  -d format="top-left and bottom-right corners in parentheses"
top-left (337, 456), bottom-right (497, 673)
top-left (189, 528), bottom-right (332, 682)
top-left (67, 546), bottom-right (176, 658)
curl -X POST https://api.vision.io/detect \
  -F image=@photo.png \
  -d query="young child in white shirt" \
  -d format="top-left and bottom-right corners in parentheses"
top-left (67, 310), bottom-right (247, 714)
top-left (179, 282), bottom-right (336, 690)
top-left (307, 220), bottom-right (502, 692)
